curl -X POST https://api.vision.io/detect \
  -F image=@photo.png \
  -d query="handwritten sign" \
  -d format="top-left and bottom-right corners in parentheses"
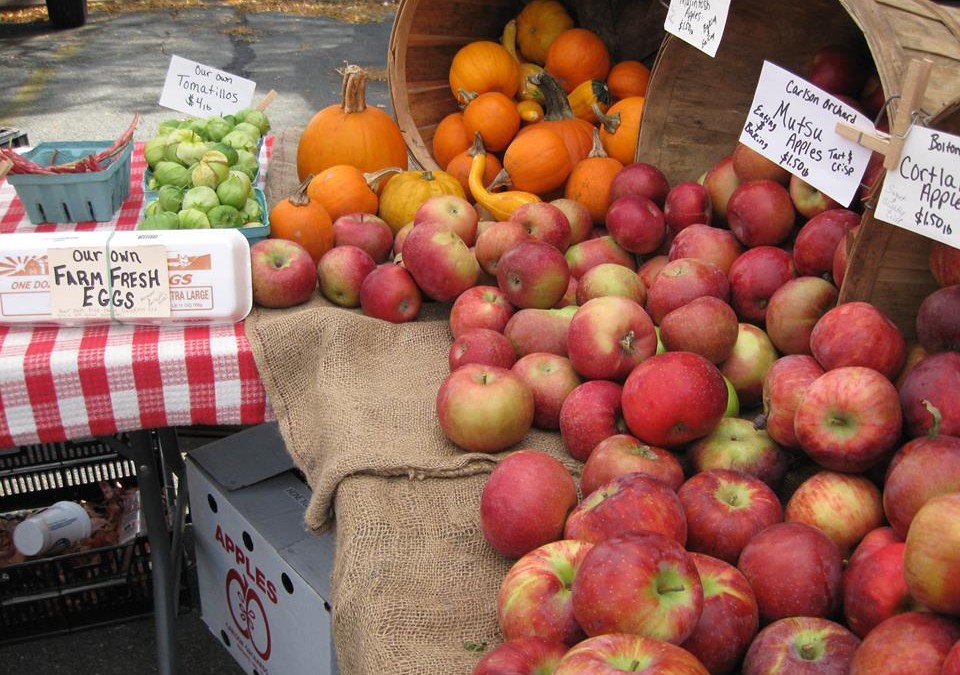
top-left (159, 55), bottom-right (256, 117)
top-left (875, 126), bottom-right (959, 248)
top-left (48, 244), bottom-right (171, 320)
top-left (664, 0), bottom-right (730, 58)
top-left (739, 61), bottom-right (875, 207)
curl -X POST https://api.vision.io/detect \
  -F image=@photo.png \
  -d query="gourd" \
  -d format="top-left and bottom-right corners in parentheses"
top-left (564, 128), bottom-right (624, 224)
top-left (501, 19), bottom-right (546, 104)
top-left (445, 145), bottom-right (502, 198)
top-left (462, 90), bottom-right (522, 153)
top-left (515, 0), bottom-right (575, 66)
top-left (448, 40), bottom-right (519, 105)
top-left (307, 165), bottom-right (401, 222)
top-left (517, 100), bottom-right (545, 124)
top-left (268, 176), bottom-right (335, 263)
top-left (296, 65), bottom-right (409, 181)
top-left (544, 28), bottom-right (611, 94)
top-left (597, 96), bottom-right (646, 165)
top-left (567, 79), bottom-right (612, 124)
top-left (466, 133), bottom-right (540, 221)
top-left (501, 125), bottom-right (571, 194)
top-left (378, 169), bottom-right (465, 233)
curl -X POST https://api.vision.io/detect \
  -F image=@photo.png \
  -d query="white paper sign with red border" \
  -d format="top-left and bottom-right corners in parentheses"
top-left (874, 125), bottom-right (959, 248)
top-left (159, 55), bottom-right (256, 117)
top-left (664, 0), bottom-right (730, 58)
top-left (739, 60), bottom-right (875, 207)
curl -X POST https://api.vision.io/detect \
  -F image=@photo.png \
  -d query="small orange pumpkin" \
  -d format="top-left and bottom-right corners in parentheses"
top-left (446, 145), bottom-right (502, 198)
top-left (516, 0), bottom-right (575, 65)
top-left (297, 65), bottom-right (409, 181)
top-left (269, 176), bottom-right (335, 263)
top-left (502, 125), bottom-right (571, 195)
top-left (607, 60), bottom-right (651, 100)
top-left (598, 96), bottom-right (646, 165)
top-left (432, 112), bottom-right (473, 170)
top-left (307, 165), bottom-right (401, 222)
top-left (520, 71), bottom-right (595, 168)
top-left (449, 40), bottom-right (520, 104)
top-left (462, 90), bottom-right (521, 152)
top-left (564, 128), bottom-right (624, 224)
top-left (544, 28), bottom-right (611, 94)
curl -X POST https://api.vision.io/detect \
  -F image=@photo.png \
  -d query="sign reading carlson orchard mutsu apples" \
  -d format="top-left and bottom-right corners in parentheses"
top-left (663, 0), bottom-right (731, 58)
top-left (875, 125), bottom-right (960, 249)
top-left (739, 60), bottom-right (875, 208)
top-left (159, 55), bottom-right (256, 117)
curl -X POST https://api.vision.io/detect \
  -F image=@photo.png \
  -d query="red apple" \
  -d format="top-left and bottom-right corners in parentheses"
top-left (609, 161), bottom-right (671, 208)
top-left (566, 295), bottom-right (658, 382)
top-left (943, 640), bottom-right (960, 675)
top-left (316, 244), bottom-right (377, 308)
top-left (358, 262), bottom-right (422, 322)
top-left (554, 633), bottom-right (710, 675)
top-left (571, 531), bottom-right (704, 643)
top-left (682, 553), bottom-right (760, 675)
top-left (413, 194), bottom-right (479, 246)
top-left (550, 198), bottom-right (593, 246)
top-left (448, 285), bottom-right (516, 338)
top-left (402, 219), bottom-right (480, 301)
top-left (663, 181), bottom-right (712, 235)
top-left (497, 539), bottom-right (593, 645)
top-left (792, 208), bottom-right (860, 281)
top-left (793, 366), bottom-right (903, 473)
top-left (504, 306), bottom-right (577, 358)
top-left (605, 195), bottom-right (667, 255)
top-left (660, 296), bottom-right (740, 364)
top-left (472, 636), bottom-right (568, 675)
top-left (702, 154), bottom-right (741, 226)
top-left (250, 238), bottom-right (318, 308)
top-left (728, 245), bottom-right (798, 325)
top-left (679, 468), bottom-right (783, 565)
top-left (667, 223), bottom-right (744, 276)
top-left (898, 351), bottom-right (960, 438)
top-left (555, 274), bottom-right (578, 308)
top-left (436, 364), bottom-right (534, 453)
top-left (903, 493), bottom-right (960, 615)
top-left (687, 417), bottom-right (790, 489)
top-left (718, 322), bottom-right (780, 409)
top-left (849, 611), bottom-right (960, 675)
top-left (511, 352), bottom-right (583, 430)
top-left (737, 521), bottom-right (843, 623)
top-left (859, 70), bottom-right (886, 120)
top-left (882, 433), bottom-right (960, 538)
top-left (637, 254), bottom-right (668, 293)
top-left (565, 472), bottom-right (687, 546)
top-left (392, 221), bottom-right (414, 259)
top-left (760, 354), bottom-right (825, 449)
top-left (579, 434), bottom-right (684, 495)
top-left (731, 142), bottom-right (791, 185)
top-left (843, 542), bottom-right (921, 638)
top-left (789, 174), bottom-right (843, 220)
top-left (622, 351), bottom-right (728, 448)
top-left (916, 284), bottom-right (960, 353)
top-left (498, 240), bottom-right (571, 309)
top-left (646, 257), bottom-right (730, 325)
top-left (509, 201), bottom-right (572, 252)
top-left (564, 235), bottom-right (636, 279)
top-left (475, 219), bottom-right (533, 277)
top-left (727, 179), bottom-right (797, 247)
top-left (480, 449), bottom-right (578, 558)
top-left (559, 379), bottom-right (626, 462)
top-left (575, 262), bottom-right (646, 306)
top-left (807, 43), bottom-right (870, 98)
top-left (449, 327), bottom-right (518, 371)
top-left (845, 526), bottom-right (904, 581)
top-left (929, 240), bottom-right (960, 287)
top-left (332, 212), bottom-right (395, 262)
top-left (765, 276), bottom-right (839, 356)
top-left (784, 470), bottom-right (883, 556)
top-left (809, 300), bottom-right (906, 380)
top-left (742, 616), bottom-right (860, 675)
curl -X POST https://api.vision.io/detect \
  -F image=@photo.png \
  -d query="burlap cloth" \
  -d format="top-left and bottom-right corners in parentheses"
top-left (247, 130), bottom-right (576, 673)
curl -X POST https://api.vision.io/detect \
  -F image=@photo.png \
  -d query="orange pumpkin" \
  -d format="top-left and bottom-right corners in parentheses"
top-left (607, 60), bottom-right (651, 100)
top-left (307, 165), bottom-right (401, 222)
top-left (516, 0), bottom-right (575, 65)
top-left (269, 176), bottom-right (335, 263)
top-left (449, 40), bottom-right (520, 104)
top-left (520, 71), bottom-right (594, 168)
top-left (544, 28), bottom-right (611, 94)
top-left (462, 91), bottom-right (521, 153)
top-left (502, 125), bottom-right (571, 195)
top-left (564, 129), bottom-right (624, 224)
top-left (598, 96), bottom-right (646, 165)
top-left (432, 112), bottom-right (473, 170)
top-left (297, 65), bottom-right (409, 181)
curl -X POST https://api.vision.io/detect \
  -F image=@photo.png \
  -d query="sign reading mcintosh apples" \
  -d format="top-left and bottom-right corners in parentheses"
top-left (739, 60), bottom-right (875, 207)
top-left (664, 0), bottom-right (731, 58)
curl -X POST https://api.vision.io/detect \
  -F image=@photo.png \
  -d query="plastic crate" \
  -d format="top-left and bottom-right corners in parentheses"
top-left (6, 141), bottom-right (134, 224)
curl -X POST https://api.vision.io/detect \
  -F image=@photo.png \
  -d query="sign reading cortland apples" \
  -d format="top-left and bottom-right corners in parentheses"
top-left (874, 125), bottom-right (959, 249)
top-left (664, 0), bottom-right (730, 58)
top-left (739, 60), bottom-right (875, 207)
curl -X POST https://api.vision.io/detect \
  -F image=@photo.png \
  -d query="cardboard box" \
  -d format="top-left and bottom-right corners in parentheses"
top-left (186, 422), bottom-right (338, 675)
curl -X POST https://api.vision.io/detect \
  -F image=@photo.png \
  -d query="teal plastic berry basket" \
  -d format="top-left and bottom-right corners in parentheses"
top-left (7, 141), bottom-right (133, 224)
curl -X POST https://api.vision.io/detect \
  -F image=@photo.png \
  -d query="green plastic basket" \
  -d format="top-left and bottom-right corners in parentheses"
top-left (7, 141), bottom-right (133, 224)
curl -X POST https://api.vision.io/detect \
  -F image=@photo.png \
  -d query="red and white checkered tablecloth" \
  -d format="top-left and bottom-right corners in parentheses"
top-left (0, 139), bottom-right (276, 448)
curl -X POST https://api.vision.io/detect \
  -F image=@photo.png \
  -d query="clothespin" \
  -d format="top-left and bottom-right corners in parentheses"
top-left (256, 90), bottom-right (278, 112)
top-left (835, 58), bottom-right (933, 169)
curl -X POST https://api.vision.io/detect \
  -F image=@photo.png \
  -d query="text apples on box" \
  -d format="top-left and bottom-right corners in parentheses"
top-left (159, 55), bottom-right (256, 118)
top-left (739, 60), bottom-right (875, 207)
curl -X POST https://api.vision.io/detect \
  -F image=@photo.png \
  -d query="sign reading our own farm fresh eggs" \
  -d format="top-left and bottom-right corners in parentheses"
top-left (159, 55), bottom-right (256, 117)
top-left (739, 60), bottom-right (875, 207)
top-left (875, 126), bottom-right (960, 248)
top-left (664, 0), bottom-right (730, 58)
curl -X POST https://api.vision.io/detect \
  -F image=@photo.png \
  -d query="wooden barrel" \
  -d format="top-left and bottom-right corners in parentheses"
top-left (387, 0), bottom-right (668, 171)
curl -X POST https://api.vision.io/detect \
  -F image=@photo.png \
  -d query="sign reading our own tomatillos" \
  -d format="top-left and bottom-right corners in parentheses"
top-left (159, 55), bottom-right (256, 117)
top-left (739, 61), bottom-right (875, 207)
top-left (874, 126), bottom-right (959, 248)
top-left (664, 0), bottom-right (730, 58)
top-left (47, 243), bottom-right (171, 320)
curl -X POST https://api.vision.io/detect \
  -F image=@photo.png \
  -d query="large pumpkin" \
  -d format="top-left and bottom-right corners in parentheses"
top-left (516, 0), bottom-right (575, 66)
top-left (378, 169), bottom-right (465, 233)
top-left (448, 40), bottom-right (519, 105)
top-left (297, 65), bottom-right (409, 181)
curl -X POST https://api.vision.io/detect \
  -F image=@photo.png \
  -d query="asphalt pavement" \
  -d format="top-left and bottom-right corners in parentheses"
top-left (0, 2), bottom-right (396, 673)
